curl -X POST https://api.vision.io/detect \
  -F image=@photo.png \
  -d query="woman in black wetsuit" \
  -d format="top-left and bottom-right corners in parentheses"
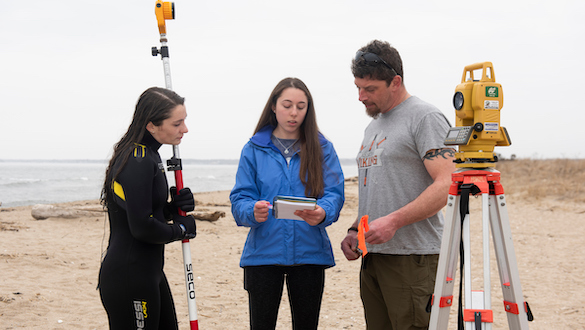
top-left (98, 87), bottom-right (197, 330)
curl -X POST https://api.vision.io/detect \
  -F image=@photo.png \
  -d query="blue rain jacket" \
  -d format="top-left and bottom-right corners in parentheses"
top-left (230, 125), bottom-right (345, 268)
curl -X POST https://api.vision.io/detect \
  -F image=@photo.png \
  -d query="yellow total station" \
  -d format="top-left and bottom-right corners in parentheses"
top-left (155, 0), bottom-right (175, 35)
top-left (444, 62), bottom-right (511, 168)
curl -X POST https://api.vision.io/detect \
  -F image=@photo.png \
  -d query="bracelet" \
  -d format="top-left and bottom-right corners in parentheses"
top-left (347, 227), bottom-right (358, 233)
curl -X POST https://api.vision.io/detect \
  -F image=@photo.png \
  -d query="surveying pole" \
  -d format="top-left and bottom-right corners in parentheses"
top-left (428, 63), bottom-right (532, 329)
top-left (152, 1), bottom-right (199, 329)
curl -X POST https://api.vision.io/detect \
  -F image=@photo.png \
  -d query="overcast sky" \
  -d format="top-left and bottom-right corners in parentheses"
top-left (1, 0), bottom-right (584, 161)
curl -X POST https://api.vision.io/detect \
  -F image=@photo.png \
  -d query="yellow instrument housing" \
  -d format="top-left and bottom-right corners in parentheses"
top-left (155, 1), bottom-right (174, 34)
top-left (450, 62), bottom-right (511, 168)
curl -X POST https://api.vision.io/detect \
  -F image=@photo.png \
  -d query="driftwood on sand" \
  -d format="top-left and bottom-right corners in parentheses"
top-left (31, 204), bottom-right (225, 222)
top-left (191, 211), bottom-right (225, 222)
top-left (31, 204), bottom-right (104, 220)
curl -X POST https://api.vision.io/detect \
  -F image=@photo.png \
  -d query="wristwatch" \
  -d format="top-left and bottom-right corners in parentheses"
top-left (178, 224), bottom-right (186, 238)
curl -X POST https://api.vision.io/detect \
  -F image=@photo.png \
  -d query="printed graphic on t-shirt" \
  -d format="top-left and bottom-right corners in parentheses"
top-left (357, 133), bottom-right (386, 186)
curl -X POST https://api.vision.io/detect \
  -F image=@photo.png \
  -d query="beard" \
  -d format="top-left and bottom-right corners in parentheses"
top-left (365, 103), bottom-right (382, 119)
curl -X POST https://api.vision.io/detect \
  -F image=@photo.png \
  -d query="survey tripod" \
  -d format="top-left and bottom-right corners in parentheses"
top-left (152, 1), bottom-right (199, 329)
top-left (428, 167), bottom-right (533, 330)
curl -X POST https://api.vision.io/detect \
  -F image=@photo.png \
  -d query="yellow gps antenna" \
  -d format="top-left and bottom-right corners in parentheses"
top-left (155, 0), bottom-right (174, 34)
top-left (152, 0), bottom-right (175, 90)
top-left (152, 2), bottom-right (200, 329)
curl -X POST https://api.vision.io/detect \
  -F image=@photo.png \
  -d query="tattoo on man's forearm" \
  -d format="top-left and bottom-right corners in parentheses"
top-left (423, 148), bottom-right (455, 160)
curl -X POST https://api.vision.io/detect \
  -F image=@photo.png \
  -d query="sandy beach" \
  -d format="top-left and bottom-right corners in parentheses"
top-left (1, 162), bottom-right (585, 329)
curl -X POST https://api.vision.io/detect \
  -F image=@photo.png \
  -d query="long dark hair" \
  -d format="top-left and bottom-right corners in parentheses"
top-left (100, 87), bottom-right (185, 207)
top-left (254, 77), bottom-right (324, 198)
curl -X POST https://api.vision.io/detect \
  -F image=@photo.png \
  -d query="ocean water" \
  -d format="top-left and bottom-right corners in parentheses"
top-left (0, 159), bottom-right (357, 207)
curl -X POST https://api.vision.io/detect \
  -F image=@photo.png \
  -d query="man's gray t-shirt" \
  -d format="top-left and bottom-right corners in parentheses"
top-left (356, 96), bottom-right (451, 255)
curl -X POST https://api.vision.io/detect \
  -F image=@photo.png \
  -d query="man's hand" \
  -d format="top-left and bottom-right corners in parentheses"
top-left (341, 232), bottom-right (360, 261)
top-left (364, 215), bottom-right (399, 245)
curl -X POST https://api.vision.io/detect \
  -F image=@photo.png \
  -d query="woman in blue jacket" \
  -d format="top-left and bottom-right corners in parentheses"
top-left (230, 77), bottom-right (345, 330)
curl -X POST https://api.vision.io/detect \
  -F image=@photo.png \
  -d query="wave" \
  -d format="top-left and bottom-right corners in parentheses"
top-left (0, 176), bottom-right (95, 186)
top-left (0, 178), bottom-right (44, 186)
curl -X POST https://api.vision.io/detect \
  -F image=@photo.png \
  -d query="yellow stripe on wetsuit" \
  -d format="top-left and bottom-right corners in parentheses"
top-left (112, 181), bottom-right (125, 201)
top-left (112, 144), bottom-right (148, 202)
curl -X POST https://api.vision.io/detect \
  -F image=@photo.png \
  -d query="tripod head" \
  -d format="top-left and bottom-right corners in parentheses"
top-left (444, 62), bottom-right (511, 168)
top-left (155, 0), bottom-right (175, 35)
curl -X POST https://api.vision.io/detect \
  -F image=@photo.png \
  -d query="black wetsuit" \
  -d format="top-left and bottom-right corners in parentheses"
top-left (99, 133), bottom-right (185, 330)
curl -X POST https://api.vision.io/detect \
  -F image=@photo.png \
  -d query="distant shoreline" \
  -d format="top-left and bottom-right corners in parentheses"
top-left (2, 157), bottom-right (584, 163)
top-left (0, 159), bottom-right (360, 208)
top-left (0, 158), bottom-right (360, 165)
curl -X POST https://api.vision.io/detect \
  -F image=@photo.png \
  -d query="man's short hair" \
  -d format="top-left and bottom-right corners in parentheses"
top-left (351, 40), bottom-right (404, 86)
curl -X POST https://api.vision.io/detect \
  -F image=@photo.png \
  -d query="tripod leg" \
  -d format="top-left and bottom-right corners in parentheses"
top-left (489, 192), bottom-right (531, 329)
top-left (429, 194), bottom-right (461, 329)
top-left (479, 193), bottom-right (493, 330)
top-left (452, 174), bottom-right (497, 330)
top-left (465, 192), bottom-right (494, 330)
top-left (482, 193), bottom-right (492, 313)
